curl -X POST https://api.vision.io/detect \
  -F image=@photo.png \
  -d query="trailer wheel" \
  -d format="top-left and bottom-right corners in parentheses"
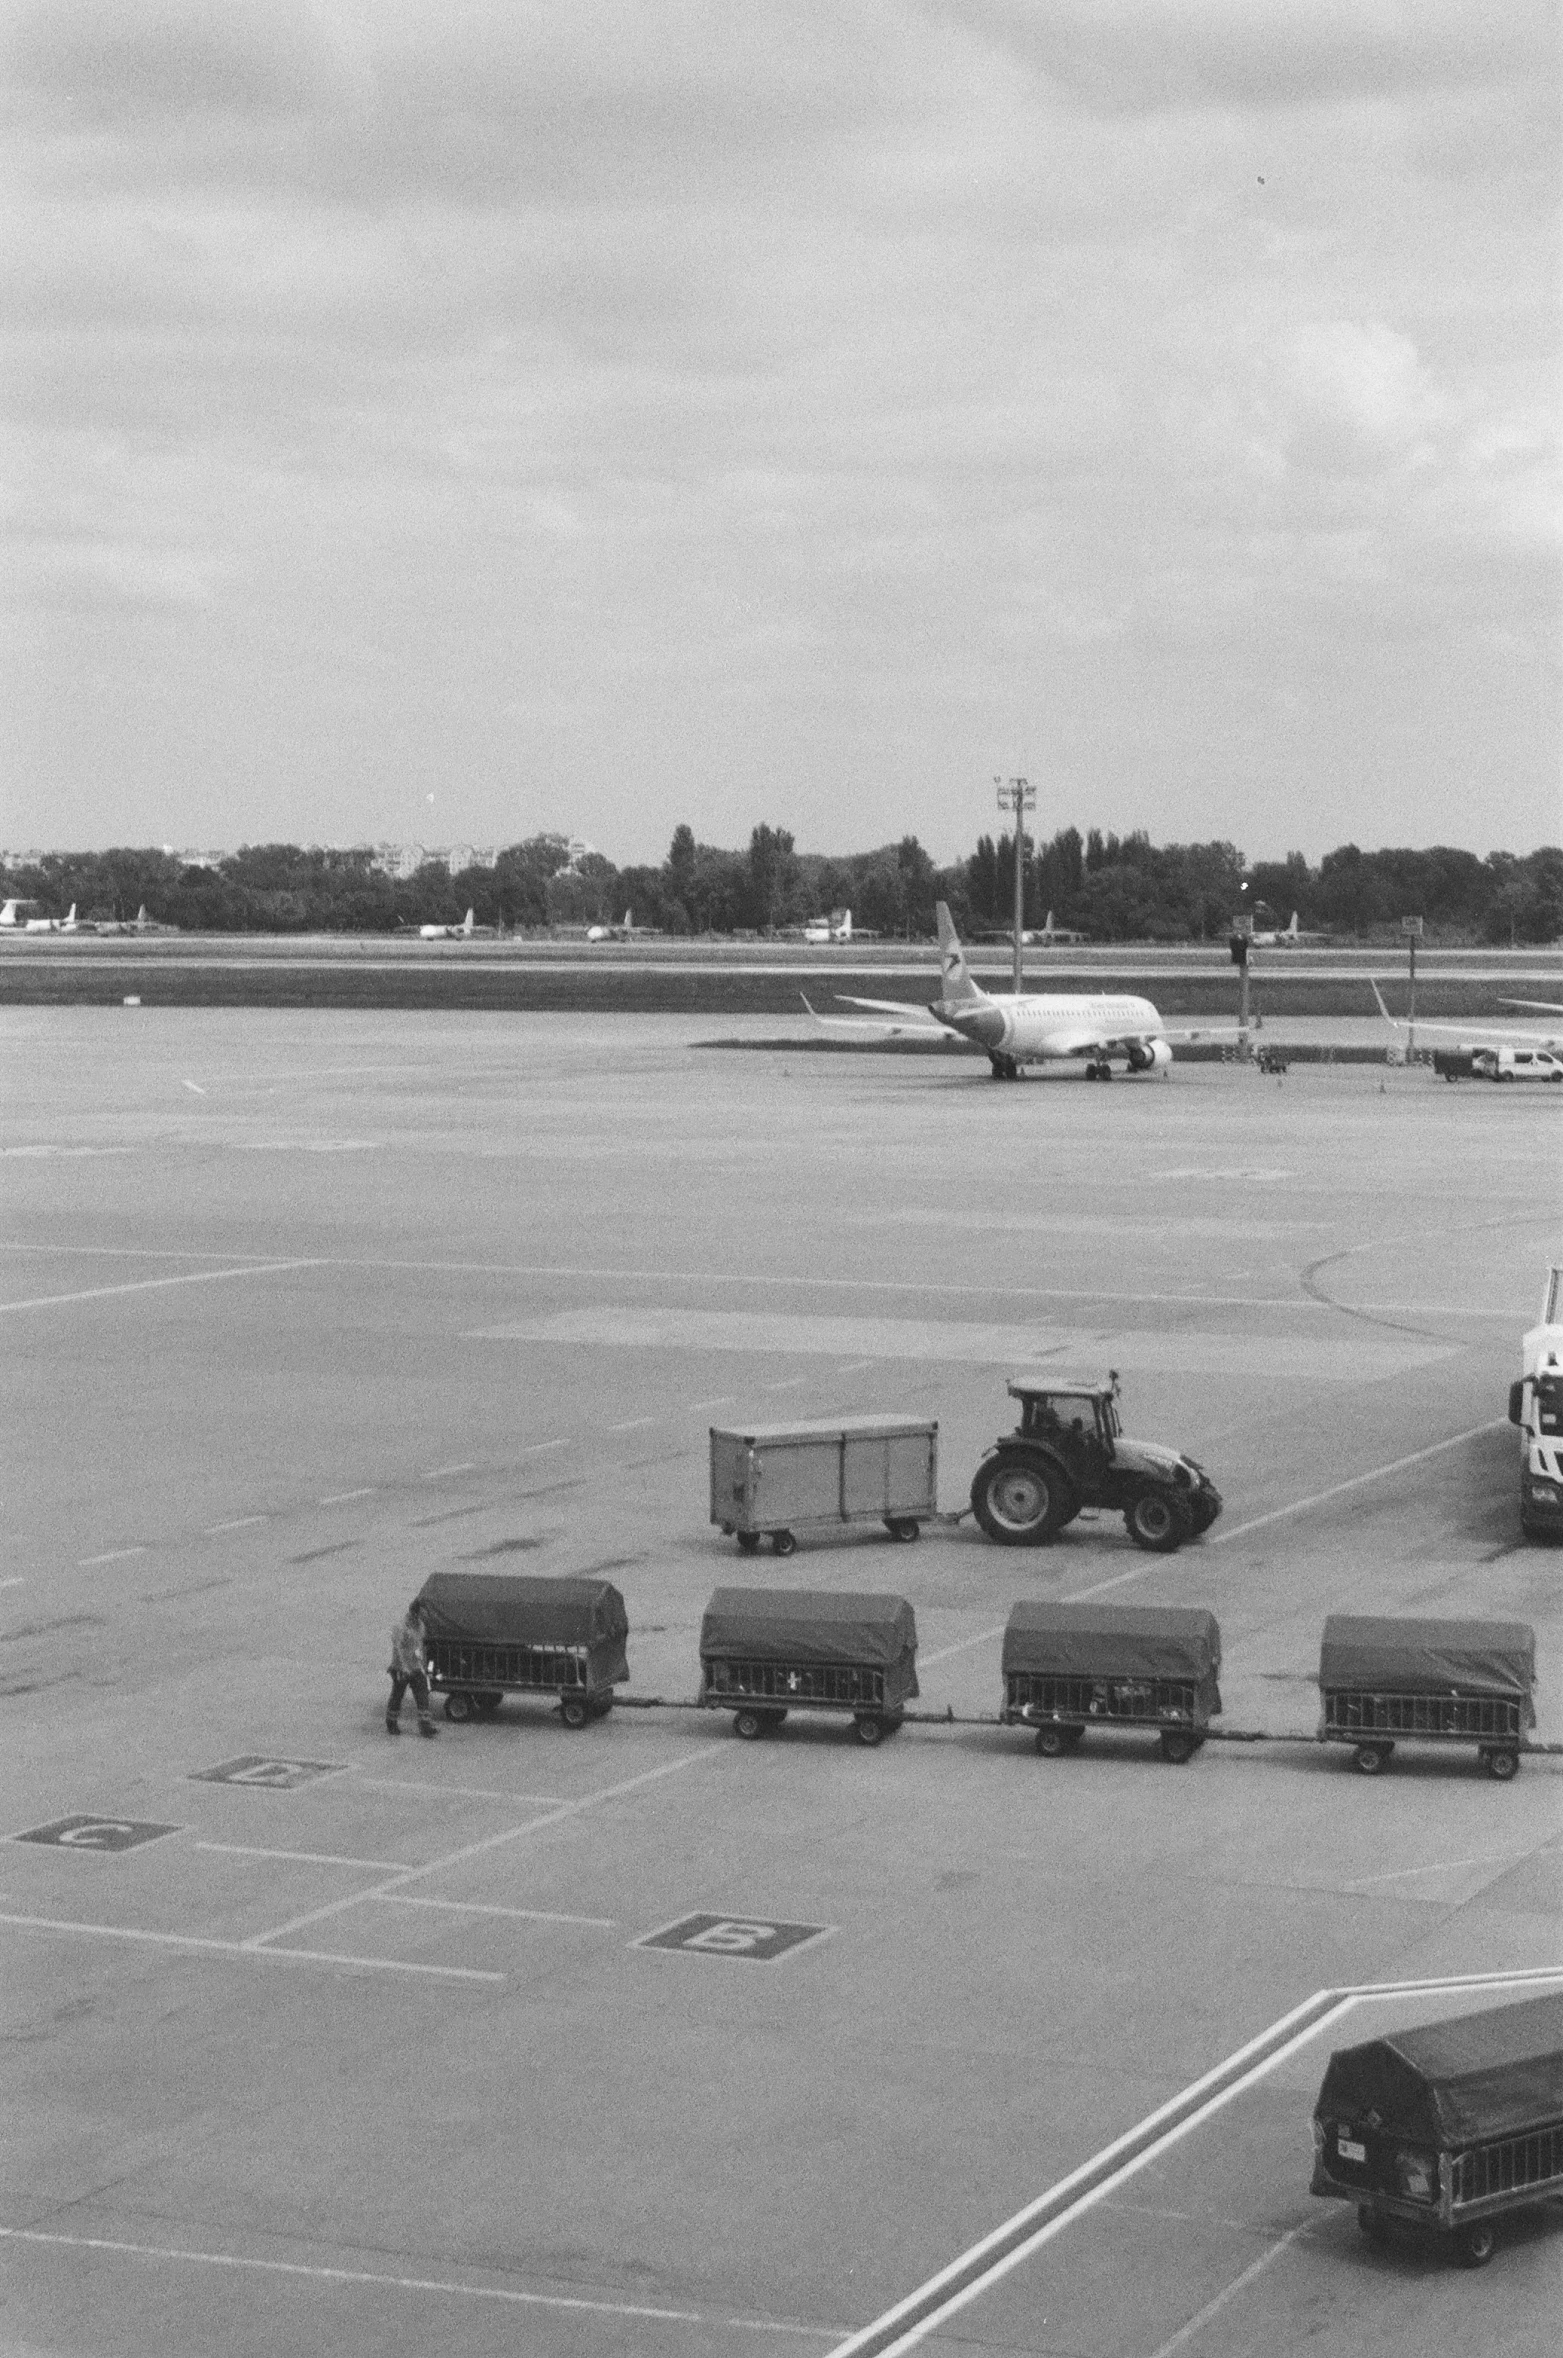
top-left (443, 1691), bottom-right (472, 1723)
top-left (970, 1452), bottom-right (1073, 1545)
top-left (763, 1709), bottom-right (788, 1729)
top-left (1456, 2220), bottom-right (1496, 2268)
top-left (1125, 1491), bottom-right (1192, 1553)
top-left (1159, 1729), bottom-right (1196, 1764)
top-left (473, 1691), bottom-right (504, 1715)
top-left (733, 1708), bottom-right (765, 1741)
top-left (885, 1518), bottom-right (920, 1542)
top-left (1357, 2204), bottom-right (1390, 2245)
top-left (1484, 1746), bottom-right (1520, 1782)
top-left (1353, 1742), bottom-right (1393, 1775)
top-left (853, 1715), bottom-right (885, 1747)
top-left (736, 1531), bottom-right (761, 1554)
top-left (1034, 1725), bottom-right (1077, 1758)
top-left (772, 1530), bottom-right (797, 1557)
top-left (559, 1695), bottom-right (589, 1730)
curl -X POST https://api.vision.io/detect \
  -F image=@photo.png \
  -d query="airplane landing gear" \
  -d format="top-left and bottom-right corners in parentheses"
top-left (988, 1056), bottom-right (1021, 1082)
top-left (1084, 1061), bottom-right (1113, 1081)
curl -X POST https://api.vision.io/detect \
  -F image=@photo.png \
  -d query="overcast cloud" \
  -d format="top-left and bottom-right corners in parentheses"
top-left (3, 0), bottom-right (1558, 861)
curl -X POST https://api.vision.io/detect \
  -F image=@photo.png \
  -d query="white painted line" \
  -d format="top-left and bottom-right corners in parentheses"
top-left (348, 1774), bottom-right (568, 1804)
top-left (825, 1961), bottom-right (1563, 2358)
top-left (0, 1912), bottom-right (501, 1983)
top-left (1341, 1850), bottom-right (1539, 1890)
top-left (195, 1844), bottom-right (410, 1871)
top-left (181, 1079), bottom-right (206, 1095)
top-left (1214, 1419), bottom-right (1508, 1545)
top-left (422, 1461), bottom-right (476, 1480)
top-left (383, 1896), bottom-right (618, 1928)
top-left (688, 1397), bottom-right (733, 1411)
top-left (0, 1576), bottom-right (24, 1590)
top-left (1066, 1562), bottom-right (1158, 1600)
top-left (0, 1259), bottom-right (322, 1314)
top-left (246, 1745), bottom-right (722, 1951)
top-left (77, 1547), bottom-right (146, 1567)
top-left (1144, 2228), bottom-right (1307, 2358)
top-left (834, 1360), bottom-right (876, 1376)
top-left (919, 1625), bottom-right (1007, 1669)
top-left (320, 1487), bottom-right (376, 1505)
top-left (204, 1516), bottom-right (267, 1535)
top-left (606, 1417), bottom-right (656, 1432)
top-left (0, 2228), bottom-right (840, 2337)
top-left (764, 1377), bottom-right (811, 1392)
top-left (519, 1439), bottom-right (570, 1454)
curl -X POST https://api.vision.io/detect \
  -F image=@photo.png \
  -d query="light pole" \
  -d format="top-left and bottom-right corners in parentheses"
top-left (1402, 915), bottom-right (1423, 1059)
top-left (995, 776), bottom-right (1035, 996)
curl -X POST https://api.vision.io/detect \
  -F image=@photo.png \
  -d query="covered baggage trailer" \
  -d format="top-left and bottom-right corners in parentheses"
top-left (1311, 1990), bottom-right (1563, 2266)
top-left (699, 1586), bottom-right (919, 1745)
top-left (709, 1415), bottom-right (938, 1556)
top-left (1318, 1615), bottom-right (1535, 1780)
top-left (416, 1571), bottom-right (629, 1728)
top-left (1001, 1601), bottom-right (1222, 1763)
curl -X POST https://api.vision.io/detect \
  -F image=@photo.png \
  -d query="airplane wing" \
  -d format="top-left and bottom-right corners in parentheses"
top-left (1499, 998), bottom-right (1563, 1016)
top-left (832, 994), bottom-right (948, 1024)
top-left (800, 994), bottom-right (952, 1039)
top-left (1371, 982), bottom-right (1563, 1044)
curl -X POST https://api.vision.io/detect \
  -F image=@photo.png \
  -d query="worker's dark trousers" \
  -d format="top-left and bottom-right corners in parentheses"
top-left (388, 1669), bottom-right (433, 1723)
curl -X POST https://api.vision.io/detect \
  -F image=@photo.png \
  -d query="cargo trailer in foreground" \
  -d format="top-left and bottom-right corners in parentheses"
top-left (699, 1586), bottom-right (919, 1745)
top-left (1311, 1991), bottom-right (1563, 2265)
top-left (1001, 1601), bottom-right (1223, 1763)
top-left (1318, 1615), bottom-right (1535, 1779)
top-left (417, 1571), bottom-right (629, 1727)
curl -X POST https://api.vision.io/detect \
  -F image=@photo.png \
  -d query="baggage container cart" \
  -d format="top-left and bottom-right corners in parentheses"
top-left (1311, 1990), bottom-right (1563, 2266)
top-left (1318, 1615), bottom-right (1535, 1780)
top-left (417, 1571), bottom-right (629, 1728)
top-left (709, 1415), bottom-right (937, 1556)
top-left (1001, 1601), bottom-right (1222, 1763)
top-left (699, 1586), bottom-right (919, 1745)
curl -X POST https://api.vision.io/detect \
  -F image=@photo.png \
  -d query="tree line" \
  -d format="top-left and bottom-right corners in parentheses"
top-left (4, 827), bottom-right (1559, 943)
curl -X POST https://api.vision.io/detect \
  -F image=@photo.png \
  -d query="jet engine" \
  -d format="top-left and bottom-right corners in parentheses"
top-left (1126, 1038), bottom-right (1174, 1072)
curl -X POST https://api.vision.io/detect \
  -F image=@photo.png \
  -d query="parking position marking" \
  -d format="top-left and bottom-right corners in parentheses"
top-left (638, 1913), bottom-right (832, 1962)
top-left (384, 1896), bottom-right (618, 1928)
top-left (918, 1625), bottom-right (1007, 1668)
top-left (77, 1548), bottom-right (146, 1567)
top-left (196, 1844), bottom-right (410, 1870)
top-left (422, 1461), bottom-right (475, 1480)
top-left (204, 1515), bottom-right (267, 1535)
top-left (0, 1258), bottom-right (323, 1315)
top-left (320, 1488), bottom-right (376, 1504)
top-left (0, 2227), bottom-right (842, 2337)
top-left (0, 1911), bottom-right (502, 1981)
top-left (14, 1816), bottom-right (178, 1853)
top-left (191, 1757), bottom-right (345, 1790)
top-left (1144, 2227), bottom-right (1307, 2358)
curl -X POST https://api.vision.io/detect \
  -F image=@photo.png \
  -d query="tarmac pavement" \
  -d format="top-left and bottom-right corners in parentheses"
top-left (2, 1008), bottom-right (1559, 2355)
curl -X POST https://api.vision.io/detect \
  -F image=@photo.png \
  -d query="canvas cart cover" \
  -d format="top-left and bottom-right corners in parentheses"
top-left (416, 1573), bottom-right (630, 1683)
top-left (1319, 1616), bottom-right (1536, 1707)
top-left (700, 1587), bottom-right (919, 1701)
top-left (1315, 1992), bottom-right (1563, 2148)
top-left (1003, 1602), bottom-right (1222, 1708)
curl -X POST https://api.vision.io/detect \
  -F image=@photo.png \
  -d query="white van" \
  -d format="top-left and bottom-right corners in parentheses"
top-left (1473, 1045), bottom-right (1563, 1083)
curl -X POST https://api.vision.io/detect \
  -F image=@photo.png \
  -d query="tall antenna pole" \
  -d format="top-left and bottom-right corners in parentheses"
top-left (995, 776), bottom-right (1035, 995)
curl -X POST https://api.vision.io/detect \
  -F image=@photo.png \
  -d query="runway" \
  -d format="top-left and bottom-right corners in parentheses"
top-left (2, 1008), bottom-right (1559, 2356)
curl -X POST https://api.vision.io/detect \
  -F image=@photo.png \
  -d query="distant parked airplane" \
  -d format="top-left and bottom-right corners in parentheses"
top-left (0, 899), bottom-right (42, 928)
top-left (418, 908), bottom-right (476, 940)
top-left (807, 903), bottom-right (1234, 1080)
top-left (1249, 912), bottom-right (1328, 946)
top-left (802, 908), bottom-right (853, 944)
top-left (10, 902), bottom-right (85, 933)
top-left (586, 910), bottom-right (652, 942)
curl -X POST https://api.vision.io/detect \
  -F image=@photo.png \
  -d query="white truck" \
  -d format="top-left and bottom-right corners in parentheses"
top-left (1509, 1266), bottom-right (1563, 1540)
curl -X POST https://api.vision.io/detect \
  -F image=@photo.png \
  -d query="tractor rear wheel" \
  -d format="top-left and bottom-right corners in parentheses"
top-left (971, 1452), bottom-right (1074, 1545)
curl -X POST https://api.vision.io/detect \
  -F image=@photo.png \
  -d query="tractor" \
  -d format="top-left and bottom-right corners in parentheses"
top-left (970, 1372), bottom-right (1221, 1552)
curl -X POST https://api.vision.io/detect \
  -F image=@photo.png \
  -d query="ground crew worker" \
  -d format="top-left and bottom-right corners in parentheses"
top-left (387, 1598), bottom-right (437, 1736)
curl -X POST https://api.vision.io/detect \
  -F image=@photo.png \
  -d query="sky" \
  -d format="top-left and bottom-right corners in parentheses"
top-left (3, 1), bottom-right (1559, 865)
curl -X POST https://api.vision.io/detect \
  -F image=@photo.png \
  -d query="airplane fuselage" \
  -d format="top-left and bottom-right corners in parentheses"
top-left (936, 990), bottom-right (1168, 1064)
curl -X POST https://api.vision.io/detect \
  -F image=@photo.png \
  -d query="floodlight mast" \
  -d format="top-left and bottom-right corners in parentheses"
top-left (995, 776), bottom-right (1035, 995)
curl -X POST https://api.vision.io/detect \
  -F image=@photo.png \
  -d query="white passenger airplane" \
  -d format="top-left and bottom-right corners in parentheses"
top-left (0, 899), bottom-right (42, 928)
top-left (806, 903), bottom-right (1233, 1079)
top-left (10, 902), bottom-right (84, 933)
top-left (1249, 911), bottom-right (1328, 946)
top-left (587, 909), bottom-right (639, 942)
top-left (418, 908), bottom-right (476, 940)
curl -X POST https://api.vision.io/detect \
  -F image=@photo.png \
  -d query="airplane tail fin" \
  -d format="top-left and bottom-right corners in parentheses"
top-left (462, 909), bottom-right (474, 934)
top-left (837, 908), bottom-right (851, 941)
top-left (1287, 912), bottom-right (1300, 938)
top-left (935, 902), bottom-right (986, 1004)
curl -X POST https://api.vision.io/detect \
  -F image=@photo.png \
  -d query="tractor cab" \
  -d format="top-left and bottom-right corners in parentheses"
top-left (1012, 1377), bottom-right (1120, 1454)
